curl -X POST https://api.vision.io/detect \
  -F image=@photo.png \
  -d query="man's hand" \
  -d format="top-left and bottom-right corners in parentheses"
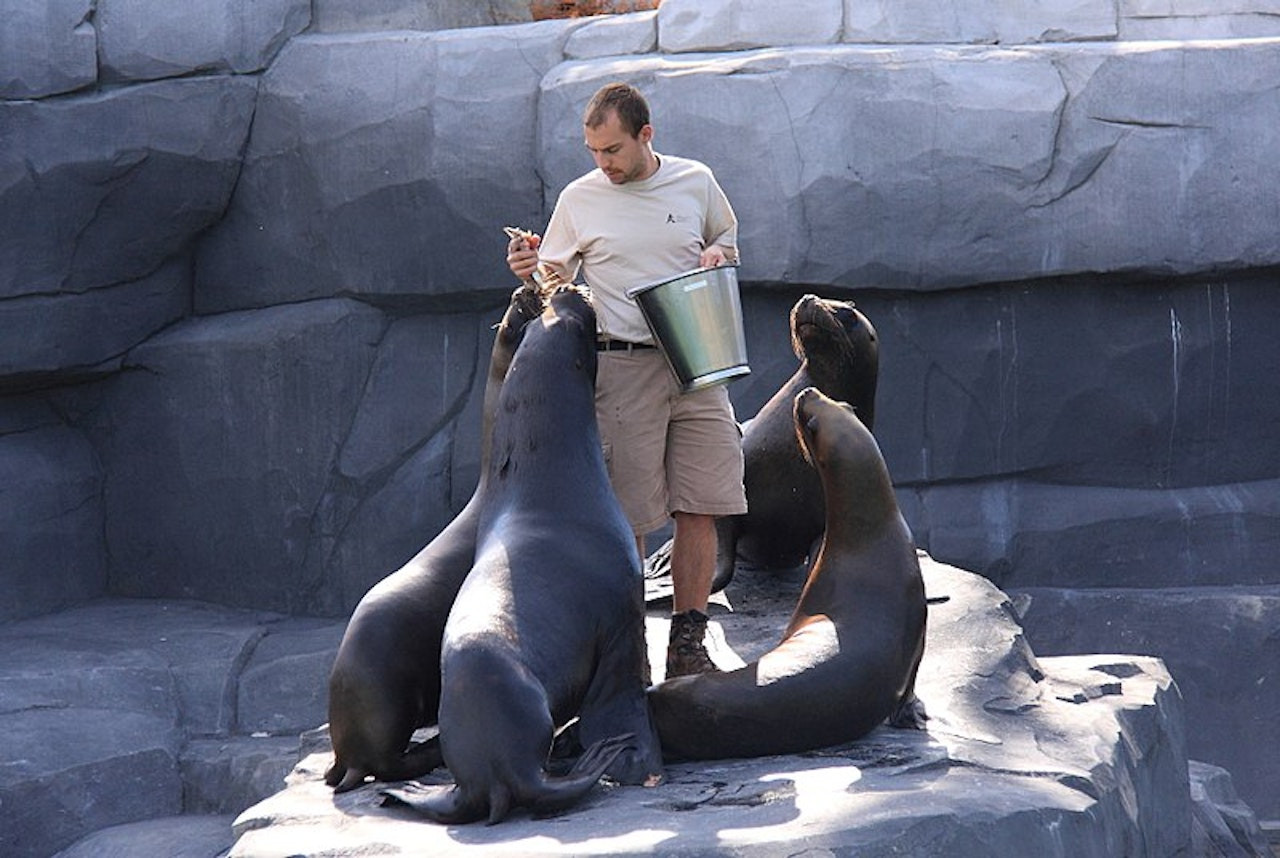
top-left (700, 244), bottom-right (729, 268)
top-left (506, 233), bottom-right (541, 282)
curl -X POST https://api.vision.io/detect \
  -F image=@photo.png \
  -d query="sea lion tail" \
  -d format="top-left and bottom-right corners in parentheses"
top-left (527, 733), bottom-right (636, 816)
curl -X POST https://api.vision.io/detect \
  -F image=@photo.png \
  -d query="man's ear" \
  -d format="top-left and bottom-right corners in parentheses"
top-left (638, 123), bottom-right (654, 144)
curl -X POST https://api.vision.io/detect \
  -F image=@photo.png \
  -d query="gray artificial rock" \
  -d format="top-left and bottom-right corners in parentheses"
top-left (53, 815), bottom-right (237, 858)
top-left (1120, 0), bottom-right (1280, 40)
top-left (194, 23), bottom-right (577, 313)
top-left (0, 256), bottom-right (190, 386)
top-left (446, 302), bottom-right (525, 510)
top-left (0, 599), bottom-right (283, 734)
top-left (322, 430), bottom-right (459, 611)
top-left (0, 0), bottom-right (96, 99)
top-left (538, 39), bottom-right (1280, 291)
top-left (182, 737), bottom-right (301, 814)
top-left (227, 557), bottom-right (1192, 856)
top-left (860, 274), bottom-right (1280, 491)
top-left (564, 10), bottom-right (658, 59)
top-left (311, 0), bottom-right (533, 33)
top-left (88, 300), bottom-right (387, 615)
top-left (901, 476), bottom-right (1280, 589)
top-left (236, 621), bottom-right (346, 735)
top-left (657, 0), bottom-right (842, 53)
top-left (96, 0), bottom-right (309, 83)
top-left (0, 599), bottom-right (328, 855)
top-left (0, 708), bottom-right (184, 858)
top-left (0, 76), bottom-right (257, 299)
top-left (843, 0), bottom-right (1118, 44)
top-left (1122, 13), bottom-right (1280, 40)
top-left (319, 310), bottom-right (488, 609)
top-left (336, 313), bottom-right (480, 484)
top-left (1189, 760), bottom-right (1272, 858)
top-left (1015, 585), bottom-right (1280, 820)
top-left (0, 422), bottom-right (104, 622)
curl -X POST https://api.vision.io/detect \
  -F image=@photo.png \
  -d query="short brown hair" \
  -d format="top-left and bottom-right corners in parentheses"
top-left (583, 82), bottom-right (650, 138)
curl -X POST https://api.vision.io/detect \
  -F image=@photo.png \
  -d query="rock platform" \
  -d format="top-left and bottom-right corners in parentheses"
top-left (229, 556), bottom-right (1196, 857)
top-left (4, 554), bottom-right (1268, 856)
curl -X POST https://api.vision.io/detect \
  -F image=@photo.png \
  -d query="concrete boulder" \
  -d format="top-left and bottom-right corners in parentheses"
top-left (96, 0), bottom-right (309, 83)
top-left (657, 0), bottom-right (842, 52)
top-left (844, 0), bottom-right (1118, 43)
top-left (81, 298), bottom-right (519, 615)
top-left (312, 0), bottom-right (532, 33)
top-left (54, 815), bottom-right (237, 858)
top-left (86, 300), bottom-right (385, 614)
top-left (539, 40), bottom-right (1280, 292)
top-left (227, 557), bottom-right (1194, 856)
top-left (0, 420), bottom-right (104, 622)
top-left (0, 77), bottom-right (257, 300)
top-left (1120, 0), bottom-right (1280, 40)
top-left (0, 257), bottom-right (189, 386)
top-left (0, 598), bottom-right (352, 857)
top-left (236, 621), bottom-right (346, 735)
top-left (0, 600), bottom-right (273, 856)
top-left (0, 0), bottom-right (96, 99)
top-left (1016, 585), bottom-right (1280, 820)
top-left (194, 23), bottom-right (578, 313)
top-left (565, 10), bottom-right (658, 59)
top-left (1189, 760), bottom-right (1273, 857)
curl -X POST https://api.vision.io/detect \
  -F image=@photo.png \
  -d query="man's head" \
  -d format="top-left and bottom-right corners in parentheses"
top-left (583, 82), bottom-right (658, 185)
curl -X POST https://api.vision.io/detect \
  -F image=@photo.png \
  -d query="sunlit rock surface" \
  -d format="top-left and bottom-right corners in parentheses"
top-left (228, 558), bottom-right (1193, 857)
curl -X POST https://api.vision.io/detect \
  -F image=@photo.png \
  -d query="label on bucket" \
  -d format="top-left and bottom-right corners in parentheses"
top-left (682, 280), bottom-right (707, 293)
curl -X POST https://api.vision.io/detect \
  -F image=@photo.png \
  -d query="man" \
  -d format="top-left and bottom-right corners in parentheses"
top-left (505, 82), bottom-right (746, 678)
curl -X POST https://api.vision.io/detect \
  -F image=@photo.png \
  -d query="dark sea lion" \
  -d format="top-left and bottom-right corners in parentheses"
top-left (647, 386), bottom-right (926, 760)
top-left (729, 294), bottom-right (879, 581)
top-left (384, 287), bottom-right (663, 824)
top-left (324, 285), bottom-right (544, 793)
top-left (646, 294), bottom-right (878, 597)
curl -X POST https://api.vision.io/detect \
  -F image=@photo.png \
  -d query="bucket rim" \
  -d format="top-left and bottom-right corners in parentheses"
top-left (625, 263), bottom-right (740, 299)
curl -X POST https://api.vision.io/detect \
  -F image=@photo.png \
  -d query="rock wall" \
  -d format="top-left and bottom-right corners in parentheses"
top-left (3, 0), bottom-right (1278, 818)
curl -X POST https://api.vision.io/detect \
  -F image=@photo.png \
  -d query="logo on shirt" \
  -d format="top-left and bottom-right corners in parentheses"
top-left (666, 213), bottom-right (677, 223)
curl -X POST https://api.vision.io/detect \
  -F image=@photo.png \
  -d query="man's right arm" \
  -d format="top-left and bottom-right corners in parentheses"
top-left (506, 234), bottom-right (541, 282)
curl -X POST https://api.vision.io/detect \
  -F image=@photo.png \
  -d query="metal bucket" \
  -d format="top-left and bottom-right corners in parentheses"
top-left (626, 264), bottom-right (750, 392)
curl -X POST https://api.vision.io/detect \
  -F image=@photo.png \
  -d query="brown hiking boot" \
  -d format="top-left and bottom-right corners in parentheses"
top-left (665, 609), bottom-right (719, 679)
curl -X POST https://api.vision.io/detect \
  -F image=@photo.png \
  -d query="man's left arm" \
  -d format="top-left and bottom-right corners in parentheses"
top-left (701, 171), bottom-right (739, 268)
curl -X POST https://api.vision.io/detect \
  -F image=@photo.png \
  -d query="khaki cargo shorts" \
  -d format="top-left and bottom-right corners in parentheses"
top-left (596, 348), bottom-right (747, 536)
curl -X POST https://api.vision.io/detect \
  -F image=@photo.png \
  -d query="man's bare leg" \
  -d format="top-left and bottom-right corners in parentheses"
top-left (670, 512), bottom-right (714, 613)
top-left (666, 511), bottom-right (719, 677)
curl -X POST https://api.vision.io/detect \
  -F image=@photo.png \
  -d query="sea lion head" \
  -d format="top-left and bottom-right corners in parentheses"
top-left (536, 284), bottom-right (598, 378)
top-left (789, 295), bottom-right (878, 425)
top-left (792, 386), bottom-right (878, 486)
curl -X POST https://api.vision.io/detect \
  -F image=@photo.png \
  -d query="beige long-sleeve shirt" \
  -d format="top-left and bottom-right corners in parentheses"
top-left (538, 153), bottom-right (738, 344)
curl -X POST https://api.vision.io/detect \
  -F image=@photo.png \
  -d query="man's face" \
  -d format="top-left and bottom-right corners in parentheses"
top-left (584, 110), bottom-right (654, 185)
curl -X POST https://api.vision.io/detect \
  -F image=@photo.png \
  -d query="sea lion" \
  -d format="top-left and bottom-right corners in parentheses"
top-left (647, 386), bottom-right (926, 760)
top-left (384, 286), bottom-right (663, 824)
top-left (645, 294), bottom-right (878, 596)
top-left (324, 285), bottom-right (544, 793)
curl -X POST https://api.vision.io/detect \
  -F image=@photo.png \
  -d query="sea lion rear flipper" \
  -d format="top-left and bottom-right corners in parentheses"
top-left (528, 733), bottom-right (636, 816)
top-left (381, 781), bottom-right (485, 825)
